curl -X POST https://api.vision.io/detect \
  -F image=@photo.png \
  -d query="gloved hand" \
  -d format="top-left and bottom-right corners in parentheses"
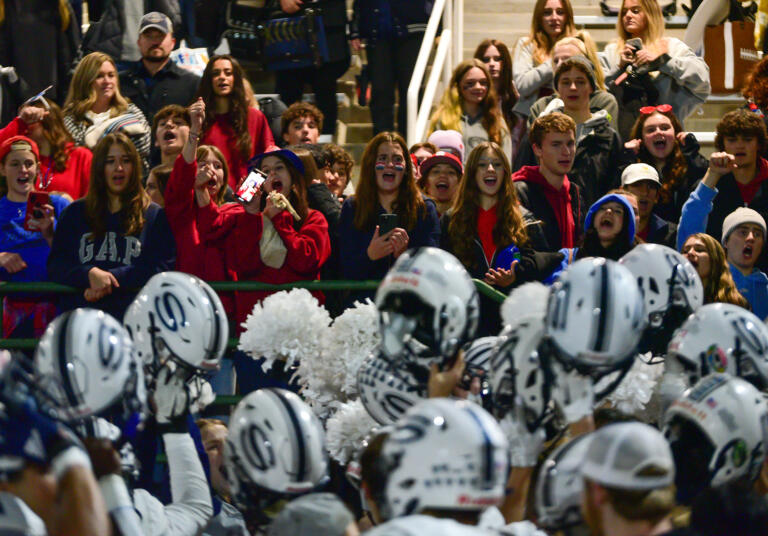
top-left (151, 367), bottom-right (190, 427)
top-left (499, 399), bottom-right (545, 467)
top-left (189, 376), bottom-right (216, 414)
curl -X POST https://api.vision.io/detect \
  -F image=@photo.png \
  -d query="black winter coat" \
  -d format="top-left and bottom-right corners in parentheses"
top-left (514, 114), bottom-right (622, 210)
top-left (618, 133), bottom-right (709, 223)
top-left (119, 60), bottom-right (200, 124)
top-left (350, 0), bottom-right (432, 43)
top-left (514, 181), bottom-right (584, 252)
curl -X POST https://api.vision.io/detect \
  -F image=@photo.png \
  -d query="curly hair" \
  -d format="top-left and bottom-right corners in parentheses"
top-left (86, 133), bottom-right (147, 239)
top-left (474, 39), bottom-right (520, 130)
top-left (64, 52), bottom-right (129, 123)
top-left (681, 233), bottom-right (749, 307)
top-left (353, 132), bottom-right (426, 232)
top-left (715, 109), bottom-right (768, 154)
top-left (629, 109), bottom-right (688, 207)
top-left (428, 59), bottom-right (507, 146)
top-left (525, 0), bottom-right (576, 64)
top-left (447, 142), bottom-right (529, 271)
top-left (324, 143), bottom-right (354, 177)
top-left (197, 55), bottom-right (252, 160)
top-left (529, 112), bottom-right (576, 147)
top-left (280, 102), bottom-right (324, 138)
top-left (743, 56), bottom-right (768, 111)
top-left (29, 98), bottom-right (75, 173)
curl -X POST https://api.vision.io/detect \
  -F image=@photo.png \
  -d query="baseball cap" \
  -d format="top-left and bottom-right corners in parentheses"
top-left (0, 136), bottom-right (39, 164)
top-left (621, 163), bottom-right (661, 187)
top-left (139, 11), bottom-right (172, 35)
top-left (721, 207), bottom-right (767, 246)
top-left (580, 422), bottom-right (674, 490)
top-left (249, 148), bottom-right (305, 176)
top-left (427, 130), bottom-right (465, 163)
top-left (419, 151), bottom-right (463, 178)
top-left (267, 493), bottom-right (353, 536)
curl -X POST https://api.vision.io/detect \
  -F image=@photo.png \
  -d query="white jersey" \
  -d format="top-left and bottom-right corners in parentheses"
top-left (133, 433), bottom-right (213, 536)
top-left (0, 492), bottom-right (47, 536)
top-left (366, 515), bottom-right (498, 535)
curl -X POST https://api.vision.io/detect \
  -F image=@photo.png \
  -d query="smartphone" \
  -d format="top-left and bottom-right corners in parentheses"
top-left (379, 213), bottom-right (397, 235)
top-left (235, 169), bottom-right (267, 204)
top-left (23, 192), bottom-right (49, 231)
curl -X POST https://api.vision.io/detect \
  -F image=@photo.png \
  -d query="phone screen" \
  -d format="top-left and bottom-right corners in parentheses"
top-left (236, 170), bottom-right (267, 204)
top-left (379, 213), bottom-right (397, 235)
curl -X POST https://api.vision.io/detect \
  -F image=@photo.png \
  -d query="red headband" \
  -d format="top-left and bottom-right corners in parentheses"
top-left (639, 104), bottom-right (673, 115)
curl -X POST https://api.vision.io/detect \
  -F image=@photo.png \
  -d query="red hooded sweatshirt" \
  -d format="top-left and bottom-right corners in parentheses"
top-left (512, 165), bottom-right (576, 248)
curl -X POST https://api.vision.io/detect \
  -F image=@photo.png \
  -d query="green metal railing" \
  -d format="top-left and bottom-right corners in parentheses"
top-left (0, 279), bottom-right (507, 351)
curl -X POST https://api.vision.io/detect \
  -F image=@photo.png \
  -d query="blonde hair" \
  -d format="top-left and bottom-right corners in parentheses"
top-left (525, 0), bottom-right (576, 64)
top-left (428, 59), bottom-right (507, 146)
top-left (615, 0), bottom-right (665, 56)
top-left (64, 52), bottom-right (129, 123)
top-left (554, 31), bottom-right (606, 90)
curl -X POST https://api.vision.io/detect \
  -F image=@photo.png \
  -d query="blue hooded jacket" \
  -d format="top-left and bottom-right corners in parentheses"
top-left (545, 193), bottom-right (636, 284)
top-left (730, 265), bottom-right (768, 320)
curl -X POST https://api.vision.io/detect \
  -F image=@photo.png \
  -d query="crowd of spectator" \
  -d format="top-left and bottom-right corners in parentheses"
top-left (5, 0), bottom-right (768, 533)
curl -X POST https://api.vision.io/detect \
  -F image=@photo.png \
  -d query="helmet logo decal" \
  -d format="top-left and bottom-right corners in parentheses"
top-left (731, 439), bottom-right (747, 467)
top-left (731, 317), bottom-right (768, 357)
top-left (242, 423), bottom-right (275, 471)
top-left (704, 344), bottom-right (728, 373)
top-left (98, 324), bottom-right (125, 371)
top-left (154, 292), bottom-right (186, 333)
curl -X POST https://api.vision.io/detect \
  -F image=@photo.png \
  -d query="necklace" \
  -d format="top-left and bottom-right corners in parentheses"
top-left (37, 154), bottom-right (54, 190)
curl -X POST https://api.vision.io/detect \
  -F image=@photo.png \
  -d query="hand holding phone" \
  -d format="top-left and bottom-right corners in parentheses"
top-left (236, 169), bottom-right (267, 204)
top-left (378, 213), bottom-right (397, 236)
top-left (23, 192), bottom-right (50, 232)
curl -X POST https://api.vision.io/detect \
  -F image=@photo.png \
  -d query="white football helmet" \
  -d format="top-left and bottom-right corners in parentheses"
top-left (0, 492), bottom-right (47, 536)
top-left (123, 271), bottom-right (228, 372)
top-left (546, 258), bottom-right (647, 374)
top-left (376, 247), bottom-right (479, 369)
top-left (620, 244), bottom-right (703, 354)
top-left (224, 388), bottom-right (328, 521)
top-left (535, 433), bottom-right (591, 530)
top-left (664, 374), bottom-right (768, 504)
top-left (488, 316), bottom-right (552, 432)
top-left (462, 336), bottom-right (498, 409)
top-left (380, 398), bottom-right (509, 520)
top-left (33, 309), bottom-right (146, 426)
top-left (666, 303), bottom-right (768, 390)
top-left (357, 351), bottom-right (426, 425)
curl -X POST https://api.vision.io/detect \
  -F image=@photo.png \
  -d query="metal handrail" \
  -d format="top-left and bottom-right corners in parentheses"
top-left (406, 0), bottom-right (463, 146)
top-left (0, 278), bottom-right (507, 350)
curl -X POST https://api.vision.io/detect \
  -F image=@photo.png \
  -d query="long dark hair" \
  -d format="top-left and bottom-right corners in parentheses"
top-left (197, 54), bottom-right (252, 160)
top-left (353, 132), bottom-right (426, 232)
top-left (448, 142), bottom-right (528, 271)
top-left (85, 133), bottom-right (147, 239)
top-left (474, 39), bottom-right (519, 131)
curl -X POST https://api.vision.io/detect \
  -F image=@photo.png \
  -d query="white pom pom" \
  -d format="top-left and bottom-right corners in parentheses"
top-left (294, 299), bottom-right (380, 417)
top-left (238, 288), bottom-right (331, 372)
top-left (325, 399), bottom-right (379, 465)
top-left (597, 354), bottom-right (664, 415)
top-left (501, 282), bottom-right (550, 326)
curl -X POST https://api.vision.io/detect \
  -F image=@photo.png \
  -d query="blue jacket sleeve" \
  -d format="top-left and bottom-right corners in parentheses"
top-left (676, 182), bottom-right (717, 251)
top-left (411, 199), bottom-right (441, 248)
top-left (109, 206), bottom-right (177, 288)
top-left (47, 201), bottom-right (93, 288)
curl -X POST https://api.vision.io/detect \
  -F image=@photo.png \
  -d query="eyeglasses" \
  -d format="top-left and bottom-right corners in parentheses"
top-left (639, 104), bottom-right (673, 115)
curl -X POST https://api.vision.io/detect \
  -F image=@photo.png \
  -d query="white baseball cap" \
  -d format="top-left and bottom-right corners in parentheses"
top-left (581, 422), bottom-right (674, 490)
top-left (621, 163), bottom-right (661, 187)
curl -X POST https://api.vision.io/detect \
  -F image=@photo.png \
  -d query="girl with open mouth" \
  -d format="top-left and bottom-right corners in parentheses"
top-left (0, 135), bottom-right (70, 339)
top-left (196, 54), bottom-right (274, 191)
top-left (680, 233), bottom-right (748, 308)
top-left (621, 105), bottom-right (708, 222)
